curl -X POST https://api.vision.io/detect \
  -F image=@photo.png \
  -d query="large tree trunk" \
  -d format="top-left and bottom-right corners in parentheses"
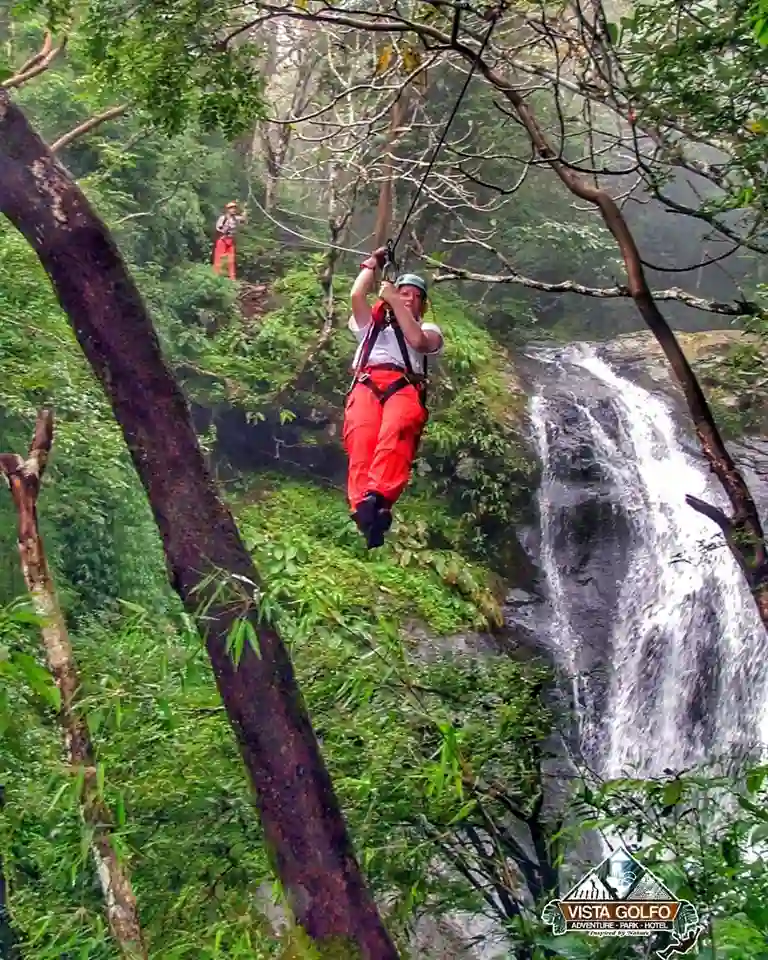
top-left (0, 90), bottom-right (397, 958)
top-left (0, 412), bottom-right (146, 958)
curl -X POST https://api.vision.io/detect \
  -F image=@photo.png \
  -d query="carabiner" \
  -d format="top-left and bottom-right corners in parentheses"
top-left (382, 238), bottom-right (399, 283)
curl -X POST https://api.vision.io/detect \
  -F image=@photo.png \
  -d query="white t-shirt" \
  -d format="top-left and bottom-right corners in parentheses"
top-left (216, 214), bottom-right (243, 236)
top-left (349, 308), bottom-right (443, 375)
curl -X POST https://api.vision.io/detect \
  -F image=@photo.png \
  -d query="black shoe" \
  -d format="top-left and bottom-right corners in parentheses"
top-left (366, 523), bottom-right (386, 549)
top-left (352, 493), bottom-right (379, 534)
top-left (353, 492), bottom-right (393, 548)
top-left (365, 493), bottom-right (393, 549)
top-left (366, 510), bottom-right (392, 549)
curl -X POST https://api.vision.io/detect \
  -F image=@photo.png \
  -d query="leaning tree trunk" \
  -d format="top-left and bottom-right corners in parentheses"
top-left (0, 412), bottom-right (147, 959)
top-left (0, 90), bottom-right (397, 959)
top-left (0, 785), bottom-right (18, 960)
top-left (373, 93), bottom-right (407, 250)
top-left (468, 50), bottom-right (768, 629)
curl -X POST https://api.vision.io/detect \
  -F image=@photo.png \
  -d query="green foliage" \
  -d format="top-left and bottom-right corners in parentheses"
top-left (236, 496), bottom-right (552, 942)
top-left (546, 760), bottom-right (768, 959)
top-left (0, 602), bottom-right (280, 958)
top-left (16, 0), bottom-right (266, 135)
top-left (620, 1), bottom-right (768, 220)
top-left (751, 0), bottom-right (768, 46)
top-left (12, 9), bottom-right (764, 959)
top-left (0, 29), bottom-right (550, 947)
top-left (236, 479), bottom-right (502, 634)
top-left (693, 292), bottom-right (768, 437)
top-left (0, 21), bottom-right (258, 616)
top-left (0, 222), bottom-right (169, 618)
top-left (138, 262), bottom-right (242, 366)
top-left (0, 514), bottom-right (552, 956)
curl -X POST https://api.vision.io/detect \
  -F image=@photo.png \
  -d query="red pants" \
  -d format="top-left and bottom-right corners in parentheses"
top-left (213, 236), bottom-right (236, 279)
top-left (343, 369), bottom-right (428, 510)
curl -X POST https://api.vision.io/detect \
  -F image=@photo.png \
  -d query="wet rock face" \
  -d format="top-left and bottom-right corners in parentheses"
top-left (595, 328), bottom-right (768, 433)
top-left (530, 367), bottom-right (632, 613)
top-left (528, 385), bottom-right (635, 751)
top-left (409, 914), bottom-right (508, 960)
top-left (524, 340), bottom-right (768, 776)
top-left (596, 328), bottom-right (744, 378)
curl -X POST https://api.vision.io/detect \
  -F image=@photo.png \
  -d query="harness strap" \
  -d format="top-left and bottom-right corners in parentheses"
top-left (353, 303), bottom-right (427, 374)
top-left (355, 372), bottom-right (428, 407)
top-left (356, 311), bottom-right (385, 372)
top-left (347, 302), bottom-right (388, 393)
top-left (348, 299), bottom-right (430, 403)
top-left (390, 317), bottom-right (429, 379)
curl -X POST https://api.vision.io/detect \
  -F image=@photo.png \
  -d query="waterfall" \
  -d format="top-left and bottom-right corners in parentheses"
top-left (529, 342), bottom-right (768, 778)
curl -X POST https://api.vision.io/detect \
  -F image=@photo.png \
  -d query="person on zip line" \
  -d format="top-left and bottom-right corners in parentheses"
top-left (212, 201), bottom-right (246, 280)
top-left (344, 245), bottom-right (444, 549)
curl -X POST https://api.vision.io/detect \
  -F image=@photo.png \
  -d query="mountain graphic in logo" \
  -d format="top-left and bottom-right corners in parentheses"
top-left (542, 845), bottom-right (704, 958)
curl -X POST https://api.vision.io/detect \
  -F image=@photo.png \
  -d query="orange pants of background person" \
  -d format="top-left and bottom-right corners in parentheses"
top-left (343, 368), bottom-right (428, 511)
top-left (213, 236), bottom-right (236, 279)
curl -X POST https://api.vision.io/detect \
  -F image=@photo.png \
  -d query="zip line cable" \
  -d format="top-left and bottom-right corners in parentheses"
top-left (388, 7), bottom-right (502, 260)
top-left (245, 189), bottom-right (371, 259)
top-left (241, 6), bottom-right (502, 269)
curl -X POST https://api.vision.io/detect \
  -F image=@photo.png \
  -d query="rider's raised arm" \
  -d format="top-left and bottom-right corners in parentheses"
top-left (350, 247), bottom-right (387, 330)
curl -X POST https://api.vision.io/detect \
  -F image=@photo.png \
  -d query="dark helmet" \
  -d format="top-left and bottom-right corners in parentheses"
top-left (395, 273), bottom-right (428, 299)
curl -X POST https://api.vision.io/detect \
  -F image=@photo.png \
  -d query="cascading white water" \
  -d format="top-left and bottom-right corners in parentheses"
top-left (530, 343), bottom-right (768, 779)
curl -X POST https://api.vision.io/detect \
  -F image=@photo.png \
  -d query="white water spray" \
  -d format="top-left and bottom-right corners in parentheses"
top-left (530, 344), bottom-right (767, 777)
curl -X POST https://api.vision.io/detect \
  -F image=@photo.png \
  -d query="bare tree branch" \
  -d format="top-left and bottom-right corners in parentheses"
top-left (0, 410), bottom-right (148, 958)
top-left (252, 1), bottom-right (768, 628)
top-left (424, 253), bottom-right (760, 316)
top-left (15, 32), bottom-right (54, 75)
top-left (50, 104), bottom-right (129, 153)
top-left (1, 34), bottom-right (67, 90)
top-left (686, 494), bottom-right (768, 613)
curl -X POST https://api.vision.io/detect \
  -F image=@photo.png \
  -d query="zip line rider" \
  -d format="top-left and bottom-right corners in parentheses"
top-left (344, 246), bottom-right (444, 549)
top-left (213, 201), bottom-right (246, 280)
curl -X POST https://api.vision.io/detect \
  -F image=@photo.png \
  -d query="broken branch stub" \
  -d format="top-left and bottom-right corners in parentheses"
top-left (0, 409), bottom-right (148, 959)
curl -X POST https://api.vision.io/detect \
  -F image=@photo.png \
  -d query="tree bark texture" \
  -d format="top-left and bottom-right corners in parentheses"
top-left (0, 91), bottom-right (397, 958)
top-left (0, 411), bottom-right (147, 959)
top-left (373, 93), bottom-right (406, 250)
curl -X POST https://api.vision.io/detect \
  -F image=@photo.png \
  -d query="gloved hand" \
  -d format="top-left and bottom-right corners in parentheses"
top-left (377, 280), bottom-right (398, 305)
top-left (360, 246), bottom-right (389, 271)
top-left (370, 245), bottom-right (388, 267)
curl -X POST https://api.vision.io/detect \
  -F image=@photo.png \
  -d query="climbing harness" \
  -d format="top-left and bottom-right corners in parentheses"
top-left (351, 307), bottom-right (430, 409)
top-left (349, 241), bottom-right (429, 405)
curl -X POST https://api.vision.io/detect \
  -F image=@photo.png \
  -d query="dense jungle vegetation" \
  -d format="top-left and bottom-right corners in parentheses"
top-left (0, 1), bottom-right (767, 958)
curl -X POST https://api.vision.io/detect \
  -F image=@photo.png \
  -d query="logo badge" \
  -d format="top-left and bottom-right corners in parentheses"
top-left (542, 845), bottom-right (704, 958)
